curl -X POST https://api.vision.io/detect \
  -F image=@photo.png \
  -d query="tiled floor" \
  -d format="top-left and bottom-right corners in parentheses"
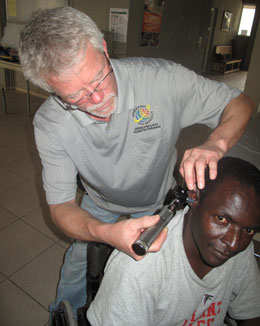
top-left (0, 70), bottom-right (258, 325)
top-left (0, 90), bottom-right (82, 325)
top-left (203, 69), bottom-right (248, 91)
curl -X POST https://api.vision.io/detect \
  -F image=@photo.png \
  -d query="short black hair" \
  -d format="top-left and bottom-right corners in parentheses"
top-left (199, 156), bottom-right (260, 205)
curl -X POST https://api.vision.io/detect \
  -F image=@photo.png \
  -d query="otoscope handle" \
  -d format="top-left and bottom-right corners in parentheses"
top-left (132, 205), bottom-right (176, 256)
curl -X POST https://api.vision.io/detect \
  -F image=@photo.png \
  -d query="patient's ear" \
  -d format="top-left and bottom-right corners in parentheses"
top-left (187, 190), bottom-right (199, 209)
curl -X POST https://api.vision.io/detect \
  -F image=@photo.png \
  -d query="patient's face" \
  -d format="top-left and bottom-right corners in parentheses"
top-left (191, 179), bottom-right (260, 268)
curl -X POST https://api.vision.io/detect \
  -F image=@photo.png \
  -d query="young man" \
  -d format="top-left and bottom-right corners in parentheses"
top-left (87, 157), bottom-right (260, 325)
top-left (18, 7), bottom-right (254, 318)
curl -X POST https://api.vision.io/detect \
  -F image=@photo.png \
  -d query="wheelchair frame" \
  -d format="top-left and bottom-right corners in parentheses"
top-left (50, 242), bottom-right (113, 326)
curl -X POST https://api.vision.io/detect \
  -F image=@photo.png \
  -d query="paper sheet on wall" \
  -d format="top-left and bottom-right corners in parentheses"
top-left (109, 8), bottom-right (129, 43)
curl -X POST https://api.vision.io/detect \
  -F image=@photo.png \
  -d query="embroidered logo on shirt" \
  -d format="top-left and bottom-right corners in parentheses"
top-left (132, 105), bottom-right (161, 134)
top-left (203, 294), bottom-right (214, 305)
top-left (133, 104), bottom-right (153, 125)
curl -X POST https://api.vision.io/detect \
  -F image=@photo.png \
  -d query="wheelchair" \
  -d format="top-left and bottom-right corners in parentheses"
top-left (50, 241), bottom-right (113, 326)
top-left (50, 183), bottom-right (188, 325)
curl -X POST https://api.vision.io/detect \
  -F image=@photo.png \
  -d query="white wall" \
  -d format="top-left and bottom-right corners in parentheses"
top-left (2, 0), bottom-right (67, 48)
top-left (72, 0), bottom-right (130, 32)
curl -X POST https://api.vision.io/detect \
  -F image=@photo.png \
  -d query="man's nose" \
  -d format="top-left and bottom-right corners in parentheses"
top-left (222, 227), bottom-right (241, 252)
top-left (90, 89), bottom-right (105, 104)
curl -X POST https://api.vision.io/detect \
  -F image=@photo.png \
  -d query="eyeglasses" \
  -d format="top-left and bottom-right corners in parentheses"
top-left (53, 52), bottom-right (113, 110)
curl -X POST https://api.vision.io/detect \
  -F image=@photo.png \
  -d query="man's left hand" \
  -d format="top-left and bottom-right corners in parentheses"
top-left (179, 140), bottom-right (225, 190)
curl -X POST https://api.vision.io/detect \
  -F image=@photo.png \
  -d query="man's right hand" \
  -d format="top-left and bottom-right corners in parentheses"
top-left (50, 200), bottom-right (168, 260)
top-left (104, 215), bottom-right (168, 260)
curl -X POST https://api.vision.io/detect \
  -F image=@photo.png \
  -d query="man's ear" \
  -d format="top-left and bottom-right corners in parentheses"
top-left (103, 39), bottom-right (108, 57)
top-left (187, 189), bottom-right (199, 209)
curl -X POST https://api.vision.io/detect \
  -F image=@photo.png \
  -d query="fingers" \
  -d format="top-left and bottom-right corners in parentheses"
top-left (180, 152), bottom-right (203, 190)
top-left (195, 159), bottom-right (206, 189)
top-left (180, 148), bottom-right (220, 190)
top-left (208, 158), bottom-right (218, 180)
top-left (136, 214), bottom-right (160, 230)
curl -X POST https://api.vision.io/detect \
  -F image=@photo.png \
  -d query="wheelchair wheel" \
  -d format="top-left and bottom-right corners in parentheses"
top-left (60, 301), bottom-right (77, 326)
top-left (51, 300), bottom-right (77, 326)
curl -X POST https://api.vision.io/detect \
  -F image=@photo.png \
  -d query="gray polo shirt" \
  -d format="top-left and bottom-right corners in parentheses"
top-left (33, 58), bottom-right (241, 214)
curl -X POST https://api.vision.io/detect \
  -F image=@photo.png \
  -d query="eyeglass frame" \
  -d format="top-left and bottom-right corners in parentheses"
top-left (53, 51), bottom-right (113, 110)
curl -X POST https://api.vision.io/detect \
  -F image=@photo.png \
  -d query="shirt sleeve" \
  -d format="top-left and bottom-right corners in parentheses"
top-left (227, 243), bottom-right (260, 320)
top-left (171, 64), bottom-right (241, 129)
top-left (34, 125), bottom-right (78, 204)
top-left (87, 251), bottom-right (161, 326)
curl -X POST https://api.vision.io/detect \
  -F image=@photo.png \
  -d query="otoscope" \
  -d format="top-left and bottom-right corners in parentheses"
top-left (132, 186), bottom-right (194, 256)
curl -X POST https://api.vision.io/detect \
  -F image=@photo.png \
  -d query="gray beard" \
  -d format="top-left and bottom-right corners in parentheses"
top-left (85, 93), bottom-right (117, 117)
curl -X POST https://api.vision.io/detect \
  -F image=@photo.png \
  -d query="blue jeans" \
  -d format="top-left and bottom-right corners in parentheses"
top-left (49, 194), bottom-right (156, 318)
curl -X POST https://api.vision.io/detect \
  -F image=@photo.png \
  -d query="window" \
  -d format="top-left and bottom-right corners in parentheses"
top-left (238, 5), bottom-right (256, 36)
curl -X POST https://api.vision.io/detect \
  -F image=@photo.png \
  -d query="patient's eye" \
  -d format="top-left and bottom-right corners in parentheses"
top-left (244, 228), bottom-right (254, 235)
top-left (214, 215), bottom-right (228, 224)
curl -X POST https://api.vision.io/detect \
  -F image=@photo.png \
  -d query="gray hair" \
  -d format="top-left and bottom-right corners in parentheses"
top-left (18, 6), bottom-right (104, 92)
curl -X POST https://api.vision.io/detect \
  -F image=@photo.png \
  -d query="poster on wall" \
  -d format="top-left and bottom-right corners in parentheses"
top-left (221, 11), bottom-right (233, 31)
top-left (140, 0), bottom-right (165, 47)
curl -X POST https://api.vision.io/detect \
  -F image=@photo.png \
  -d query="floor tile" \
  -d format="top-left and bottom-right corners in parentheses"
top-left (58, 237), bottom-right (73, 249)
top-left (11, 243), bottom-right (67, 309)
top-left (18, 135), bottom-right (38, 154)
top-left (0, 205), bottom-right (18, 230)
top-left (0, 279), bottom-right (48, 326)
top-left (0, 272), bottom-right (6, 283)
top-left (0, 139), bottom-right (34, 166)
top-left (0, 166), bottom-right (25, 192)
top-left (6, 153), bottom-right (43, 180)
top-left (32, 173), bottom-right (44, 188)
top-left (3, 89), bottom-right (31, 115)
top-left (0, 219), bottom-right (54, 276)
top-left (254, 233), bottom-right (260, 242)
top-left (3, 89), bottom-right (45, 116)
top-left (203, 70), bottom-right (247, 91)
top-left (22, 204), bottom-right (68, 242)
top-left (0, 181), bottom-right (46, 217)
top-left (0, 119), bottom-right (34, 146)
